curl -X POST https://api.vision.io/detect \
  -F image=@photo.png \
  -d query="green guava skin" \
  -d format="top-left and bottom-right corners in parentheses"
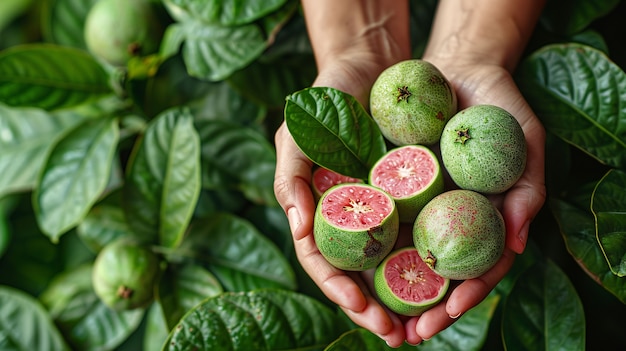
top-left (440, 104), bottom-right (527, 194)
top-left (369, 59), bottom-right (457, 146)
top-left (314, 184), bottom-right (399, 271)
top-left (92, 238), bottom-right (160, 311)
top-left (84, 0), bottom-right (164, 66)
top-left (412, 190), bottom-right (506, 280)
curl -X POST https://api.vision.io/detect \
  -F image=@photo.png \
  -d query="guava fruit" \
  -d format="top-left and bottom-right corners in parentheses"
top-left (413, 189), bottom-right (505, 280)
top-left (84, 0), bottom-right (165, 66)
top-left (311, 167), bottom-right (363, 201)
top-left (369, 59), bottom-right (457, 146)
top-left (314, 183), bottom-right (399, 271)
top-left (440, 104), bottom-right (527, 194)
top-left (369, 144), bottom-right (444, 223)
top-left (374, 247), bottom-right (449, 316)
top-left (92, 238), bottom-right (160, 310)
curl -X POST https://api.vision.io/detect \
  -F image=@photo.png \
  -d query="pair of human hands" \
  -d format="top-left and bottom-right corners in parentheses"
top-left (273, 54), bottom-right (546, 347)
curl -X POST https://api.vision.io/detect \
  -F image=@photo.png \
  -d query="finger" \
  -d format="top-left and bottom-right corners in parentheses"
top-left (404, 317), bottom-right (423, 346)
top-left (273, 123), bottom-right (315, 240)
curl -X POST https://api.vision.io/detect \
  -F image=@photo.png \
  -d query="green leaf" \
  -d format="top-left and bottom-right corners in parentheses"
top-left (418, 294), bottom-right (500, 351)
top-left (0, 0), bottom-right (34, 32)
top-left (540, 0), bottom-right (620, 35)
top-left (158, 263), bottom-right (224, 329)
top-left (550, 195), bottom-right (626, 303)
top-left (502, 260), bottom-right (585, 351)
top-left (163, 21), bottom-right (266, 81)
top-left (285, 87), bottom-right (387, 179)
top-left (0, 44), bottom-right (111, 110)
top-left (0, 285), bottom-right (70, 351)
top-left (38, 264), bottom-right (145, 351)
top-left (183, 213), bottom-right (297, 291)
top-left (0, 103), bottom-right (81, 197)
top-left (33, 117), bottom-right (119, 242)
top-left (42, 0), bottom-right (99, 49)
top-left (591, 169), bottom-right (626, 276)
top-left (517, 43), bottom-right (626, 169)
top-left (143, 303), bottom-right (170, 351)
top-left (162, 289), bottom-right (347, 351)
top-left (76, 205), bottom-right (133, 253)
top-left (123, 107), bottom-right (201, 247)
top-left (197, 120), bottom-right (277, 205)
top-left (324, 328), bottom-right (407, 351)
top-left (164, 0), bottom-right (287, 25)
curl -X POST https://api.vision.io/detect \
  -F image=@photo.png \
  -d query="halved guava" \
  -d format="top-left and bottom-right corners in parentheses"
top-left (369, 144), bottom-right (444, 223)
top-left (374, 247), bottom-right (449, 316)
top-left (314, 183), bottom-right (399, 271)
top-left (311, 167), bottom-right (363, 201)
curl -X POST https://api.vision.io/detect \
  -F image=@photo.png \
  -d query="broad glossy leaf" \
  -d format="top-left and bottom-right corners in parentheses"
top-left (540, 0), bottom-right (620, 35)
top-left (0, 44), bottom-right (111, 110)
top-left (591, 169), bottom-right (626, 276)
top-left (38, 264), bottom-right (145, 351)
top-left (0, 0), bottom-right (34, 32)
top-left (163, 289), bottom-right (346, 351)
top-left (34, 117), bottom-right (119, 242)
top-left (189, 80), bottom-right (265, 125)
top-left (76, 205), bottom-right (133, 253)
top-left (0, 104), bottom-right (80, 197)
top-left (42, 0), bottom-right (99, 48)
top-left (518, 43), bottom-right (626, 169)
top-left (324, 329), bottom-right (406, 351)
top-left (285, 87), bottom-right (387, 179)
top-left (123, 108), bottom-right (201, 247)
top-left (183, 213), bottom-right (296, 291)
top-left (164, 21), bottom-right (266, 81)
top-left (143, 303), bottom-right (170, 351)
top-left (164, 0), bottom-right (287, 25)
top-left (418, 294), bottom-right (500, 351)
top-left (158, 263), bottom-right (223, 329)
top-left (196, 120), bottom-right (276, 205)
top-left (502, 260), bottom-right (585, 351)
top-left (551, 196), bottom-right (626, 303)
top-left (0, 285), bottom-right (70, 351)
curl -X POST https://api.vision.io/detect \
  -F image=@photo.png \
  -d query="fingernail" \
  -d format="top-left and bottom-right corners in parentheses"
top-left (518, 220), bottom-right (530, 249)
top-left (287, 207), bottom-right (301, 234)
top-left (449, 312), bottom-right (462, 319)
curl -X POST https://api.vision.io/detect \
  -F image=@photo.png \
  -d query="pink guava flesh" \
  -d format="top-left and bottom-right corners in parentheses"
top-left (384, 249), bottom-right (446, 302)
top-left (321, 185), bottom-right (393, 230)
top-left (370, 146), bottom-right (436, 199)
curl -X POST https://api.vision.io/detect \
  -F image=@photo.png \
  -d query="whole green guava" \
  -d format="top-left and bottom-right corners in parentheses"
top-left (92, 238), bottom-right (160, 310)
top-left (369, 59), bottom-right (457, 146)
top-left (84, 0), bottom-right (165, 66)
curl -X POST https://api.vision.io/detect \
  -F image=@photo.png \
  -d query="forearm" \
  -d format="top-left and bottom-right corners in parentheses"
top-left (424, 0), bottom-right (545, 72)
top-left (301, 0), bottom-right (411, 74)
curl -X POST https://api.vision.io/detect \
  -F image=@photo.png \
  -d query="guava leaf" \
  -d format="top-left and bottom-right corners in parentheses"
top-left (517, 43), bottom-right (626, 169)
top-left (0, 104), bottom-right (81, 198)
top-left (196, 120), bottom-right (277, 206)
top-left (540, 0), bottom-right (620, 36)
top-left (123, 107), bottom-right (201, 247)
top-left (38, 264), bottom-right (145, 351)
top-left (182, 213), bottom-right (297, 291)
top-left (502, 260), bottom-right (585, 351)
top-left (591, 169), bottom-right (626, 276)
top-left (0, 0), bottom-right (33, 32)
top-left (33, 117), bottom-right (119, 243)
top-left (285, 87), bottom-right (387, 179)
top-left (143, 303), bottom-right (170, 351)
top-left (162, 21), bottom-right (266, 81)
top-left (164, 0), bottom-right (287, 25)
top-left (42, 0), bottom-right (99, 49)
top-left (76, 205), bottom-right (133, 253)
top-left (0, 285), bottom-right (70, 351)
top-left (0, 44), bottom-right (111, 110)
top-left (550, 195), bottom-right (626, 304)
top-left (162, 289), bottom-right (347, 351)
top-left (158, 263), bottom-right (224, 329)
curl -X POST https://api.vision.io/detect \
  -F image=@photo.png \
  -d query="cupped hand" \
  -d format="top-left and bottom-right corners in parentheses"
top-left (404, 57), bottom-right (547, 342)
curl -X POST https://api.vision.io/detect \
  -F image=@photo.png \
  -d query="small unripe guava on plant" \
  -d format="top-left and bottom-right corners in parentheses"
top-left (314, 183), bottom-right (399, 271)
top-left (92, 238), bottom-right (160, 310)
top-left (440, 104), bottom-right (527, 194)
top-left (84, 0), bottom-right (165, 66)
top-left (369, 59), bottom-right (457, 146)
top-left (369, 144), bottom-right (444, 224)
top-left (413, 189), bottom-right (505, 280)
top-left (374, 247), bottom-right (449, 316)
